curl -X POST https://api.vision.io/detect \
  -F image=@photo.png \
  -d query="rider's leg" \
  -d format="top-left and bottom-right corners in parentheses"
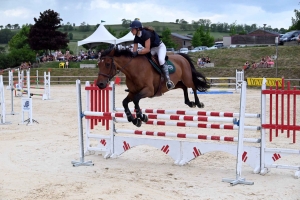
top-left (161, 63), bottom-right (175, 90)
top-left (154, 42), bottom-right (175, 90)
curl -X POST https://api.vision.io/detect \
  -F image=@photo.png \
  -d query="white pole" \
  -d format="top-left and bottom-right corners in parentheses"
top-left (0, 75), bottom-right (6, 124)
top-left (222, 81), bottom-right (254, 185)
top-left (71, 79), bottom-right (94, 167)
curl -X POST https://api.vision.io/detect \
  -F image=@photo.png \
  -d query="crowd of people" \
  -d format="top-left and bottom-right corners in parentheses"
top-left (36, 49), bottom-right (103, 64)
top-left (243, 56), bottom-right (275, 70)
top-left (197, 56), bottom-right (211, 67)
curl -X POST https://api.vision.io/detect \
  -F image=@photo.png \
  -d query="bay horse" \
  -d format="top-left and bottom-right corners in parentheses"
top-left (96, 47), bottom-right (210, 127)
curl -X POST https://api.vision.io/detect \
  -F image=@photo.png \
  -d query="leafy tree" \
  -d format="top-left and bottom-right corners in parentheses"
top-left (290, 9), bottom-right (300, 30)
top-left (0, 25), bottom-right (3, 30)
top-left (161, 28), bottom-right (177, 48)
top-left (191, 26), bottom-right (214, 47)
top-left (118, 29), bottom-right (129, 38)
top-left (107, 26), bottom-right (116, 37)
top-left (28, 9), bottom-right (69, 53)
top-left (8, 25), bottom-right (36, 66)
top-left (6, 24), bottom-right (11, 29)
top-left (121, 19), bottom-right (131, 28)
top-left (0, 46), bottom-right (5, 54)
top-left (229, 21), bottom-right (237, 36)
top-left (0, 29), bottom-right (15, 43)
top-left (69, 32), bottom-right (73, 40)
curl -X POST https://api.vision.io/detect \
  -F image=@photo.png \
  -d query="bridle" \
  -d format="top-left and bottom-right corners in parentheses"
top-left (98, 55), bottom-right (133, 82)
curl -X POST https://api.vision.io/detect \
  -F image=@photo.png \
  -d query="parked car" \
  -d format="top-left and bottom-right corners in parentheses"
top-left (166, 48), bottom-right (175, 53)
top-left (206, 45), bottom-right (218, 50)
top-left (190, 47), bottom-right (203, 53)
top-left (179, 48), bottom-right (189, 54)
top-left (279, 30), bottom-right (300, 45)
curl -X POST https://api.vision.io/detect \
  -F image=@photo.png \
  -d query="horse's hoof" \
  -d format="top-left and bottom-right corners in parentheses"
top-left (141, 114), bottom-right (148, 122)
top-left (197, 102), bottom-right (204, 108)
top-left (132, 118), bottom-right (142, 127)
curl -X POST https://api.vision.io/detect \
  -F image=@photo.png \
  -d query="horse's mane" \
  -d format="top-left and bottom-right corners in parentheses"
top-left (101, 47), bottom-right (133, 58)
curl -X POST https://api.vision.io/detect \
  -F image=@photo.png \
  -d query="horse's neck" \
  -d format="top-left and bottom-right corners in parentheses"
top-left (116, 57), bottom-right (145, 79)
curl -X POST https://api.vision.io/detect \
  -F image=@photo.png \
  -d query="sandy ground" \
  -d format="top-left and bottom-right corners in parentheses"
top-left (0, 83), bottom-right (299, 200)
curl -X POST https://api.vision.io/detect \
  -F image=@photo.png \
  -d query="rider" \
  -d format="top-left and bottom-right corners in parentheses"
top-left (129, 20), bottom-right (175, 90)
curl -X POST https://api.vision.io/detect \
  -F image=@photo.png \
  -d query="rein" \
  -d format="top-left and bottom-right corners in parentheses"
top-left (98, 56), bottom-right (133, 81)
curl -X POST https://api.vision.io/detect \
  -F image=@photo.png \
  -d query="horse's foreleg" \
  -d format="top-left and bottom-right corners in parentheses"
top-left (132, 94), bottom-right (148, 127)
top-left (122, 96), bottom-right (134, 122)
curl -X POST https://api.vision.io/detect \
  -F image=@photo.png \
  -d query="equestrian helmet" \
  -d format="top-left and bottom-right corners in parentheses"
top-left (130, 20), bottom-right (142, 29)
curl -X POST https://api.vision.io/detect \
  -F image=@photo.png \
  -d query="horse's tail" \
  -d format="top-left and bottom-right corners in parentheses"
top-left (178, 53), bottom-right (210, 92)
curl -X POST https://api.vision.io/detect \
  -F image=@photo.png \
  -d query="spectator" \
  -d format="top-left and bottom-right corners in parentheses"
top-left (206, 56), bottom-right (211, 63)
top-left (65, 60), bottom-right (69, 68)
top-left (297, 34), bottom-right (300, 44)
top-left (243, 61), bottom-right (250, 70)
top-left (251, 61), bottom-right (257, 69)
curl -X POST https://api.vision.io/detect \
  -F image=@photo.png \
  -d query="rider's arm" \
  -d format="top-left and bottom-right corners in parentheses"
top-left (138, 39), bottom-right (150, 55)
top-left (133, 43), bottom-right (138, 52)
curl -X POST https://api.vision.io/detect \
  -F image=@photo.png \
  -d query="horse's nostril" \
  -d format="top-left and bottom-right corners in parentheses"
top-left (97, 82), bottom-right (105, 89)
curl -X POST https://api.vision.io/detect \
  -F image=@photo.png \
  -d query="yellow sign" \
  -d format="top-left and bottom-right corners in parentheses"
top-left (247, 78), bottom-right (282, 87)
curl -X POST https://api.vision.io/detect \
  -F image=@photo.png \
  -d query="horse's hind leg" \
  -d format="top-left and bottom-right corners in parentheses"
top-left (175, 81), bottom-right (195, 108)
top-left (192, 89), bottom-right (204, 108)
top-left (176, 81), bottom-right (204, 108)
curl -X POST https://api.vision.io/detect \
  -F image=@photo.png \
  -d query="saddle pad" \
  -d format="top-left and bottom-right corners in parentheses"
top-left (149, 59), bottom-right (176, 74)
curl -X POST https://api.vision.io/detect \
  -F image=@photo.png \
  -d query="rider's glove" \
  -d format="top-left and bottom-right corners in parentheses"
top-left (132, 51), bottom-right (138, 57)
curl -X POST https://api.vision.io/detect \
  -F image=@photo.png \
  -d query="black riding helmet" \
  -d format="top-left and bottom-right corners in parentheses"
top-left (129, 20), bottom-right (142, 30)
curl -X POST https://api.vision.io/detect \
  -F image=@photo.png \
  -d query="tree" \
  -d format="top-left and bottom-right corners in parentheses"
top-left (118, 29), bottom-right (129, 38)
top-left (121, 19), bottom-right (131, 28)
top-left (191, 26), bottom-right (214, 47)
top-left (0, 29), bottom-right (15, 43)
top-left (161, 28), bottom-right (176, 48)
top-left (290, 9), bottom-right (300, 30)
top-left (28, 9), bottom-right (69, 53)
top-left (229, 21), bottom-right (237, 36)
top-left (107, 26), bottom-right (116, 37)
top-left (8, 25), bottom-right (36, 65)
top-left (69, 32), bottom-right (73, 40)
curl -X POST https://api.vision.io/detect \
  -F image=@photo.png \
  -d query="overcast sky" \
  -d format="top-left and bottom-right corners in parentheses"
top-left (0, 0), bottom-right (299, 29)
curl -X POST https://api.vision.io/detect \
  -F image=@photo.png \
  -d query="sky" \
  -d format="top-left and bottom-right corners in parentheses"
top-left (0, 0), bottom-right (299, 29)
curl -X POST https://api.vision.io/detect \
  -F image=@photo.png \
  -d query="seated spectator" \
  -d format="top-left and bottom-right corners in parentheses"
top-left (251, 61), bottom-right (257, 69)
top-left (243, 61), bottom-right (250, 70)
top-left (260, 56), bottom-right (267, 68)
top-left (297, 34), bottom-right (300, 44)
top-left (206, 56), bottom-right (211, 63)
top-left (266, 56), bottom-right (274, 68)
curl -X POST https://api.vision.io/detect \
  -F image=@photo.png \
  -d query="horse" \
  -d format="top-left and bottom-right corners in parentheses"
top-left (96, 47), bottom-right (210, 127)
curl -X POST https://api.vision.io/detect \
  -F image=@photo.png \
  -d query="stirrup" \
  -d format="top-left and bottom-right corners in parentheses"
top-left (166, 81), bottom-right (175, 90)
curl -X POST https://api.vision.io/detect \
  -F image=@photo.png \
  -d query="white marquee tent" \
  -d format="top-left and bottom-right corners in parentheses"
top-left (77, 23), bottom-right (134, 47)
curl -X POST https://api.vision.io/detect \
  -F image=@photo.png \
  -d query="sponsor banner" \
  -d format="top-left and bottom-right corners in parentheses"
top-left (247, 78), bottom-right (282, 87)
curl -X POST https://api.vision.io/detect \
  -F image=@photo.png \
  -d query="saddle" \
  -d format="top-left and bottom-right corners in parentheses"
top-left (146, 54), bottom-right (176, 97)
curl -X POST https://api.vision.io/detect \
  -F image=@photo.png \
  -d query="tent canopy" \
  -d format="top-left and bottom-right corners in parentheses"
top-left (116, 31), bottom-right (134, 44)
top-left (77, 24), bottom-right (135, 48)
top-left (77, 24), bottom-right (117, 47)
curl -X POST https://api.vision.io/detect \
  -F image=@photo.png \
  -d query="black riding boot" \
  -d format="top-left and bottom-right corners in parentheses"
top-left (162, 63), bottom-right (175, 90)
